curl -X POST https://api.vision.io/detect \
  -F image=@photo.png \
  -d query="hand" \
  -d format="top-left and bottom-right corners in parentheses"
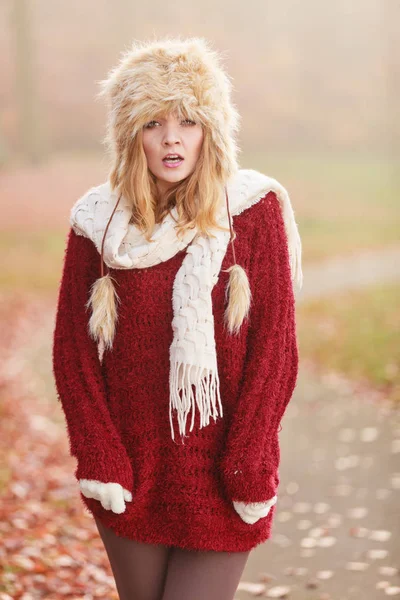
top-left (79, 479), bottom-right (132, 514)
top-left (233, 495), bottom-right (277, 524)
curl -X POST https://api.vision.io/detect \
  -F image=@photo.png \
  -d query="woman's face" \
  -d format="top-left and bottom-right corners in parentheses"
top-left (142, 111), bottom-right (204, 196)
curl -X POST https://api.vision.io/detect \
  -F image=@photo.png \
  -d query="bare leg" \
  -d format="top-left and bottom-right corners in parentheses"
top-left (94, 516), bottom-right (171, 600)
top-left (161, 545), bottom-right (251, 600)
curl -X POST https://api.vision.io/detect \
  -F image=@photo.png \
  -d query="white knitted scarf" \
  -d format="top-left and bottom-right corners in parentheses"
top-left (70, 169), bottom-right (303, 443)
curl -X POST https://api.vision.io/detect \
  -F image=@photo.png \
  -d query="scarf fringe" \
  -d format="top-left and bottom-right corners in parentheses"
top-left (169, 362), bottom-right (224, 443)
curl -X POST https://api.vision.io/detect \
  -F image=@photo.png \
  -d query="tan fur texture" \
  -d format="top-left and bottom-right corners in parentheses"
top-left (86, 274), bottom-right (120, 349)
top-left (223, 264), bottom-right (252, 335)
top-left (96, 35), bottom-right (241, 190)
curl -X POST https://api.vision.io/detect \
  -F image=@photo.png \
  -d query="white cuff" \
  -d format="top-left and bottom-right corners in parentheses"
top-left (233, 495), bottom-right (278, 524)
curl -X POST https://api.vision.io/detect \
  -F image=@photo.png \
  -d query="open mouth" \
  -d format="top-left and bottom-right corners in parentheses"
top-left (163, 155), bottom-right (184, 163)
top-left (162, 154), bottom-right (184, 167)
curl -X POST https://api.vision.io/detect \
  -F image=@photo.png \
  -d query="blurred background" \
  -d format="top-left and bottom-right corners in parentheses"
top-left (0, 1), bottom-right (399, 598)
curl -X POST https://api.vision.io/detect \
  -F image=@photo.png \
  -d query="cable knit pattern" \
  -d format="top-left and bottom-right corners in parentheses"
top-left (69, 169), bottom-right (302, 289)
top-left (52, 190), bottom-right (299, 552)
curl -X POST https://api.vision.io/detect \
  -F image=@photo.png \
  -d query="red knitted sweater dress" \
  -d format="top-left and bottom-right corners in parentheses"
top-left (52, 190), bottom-right (299, 552)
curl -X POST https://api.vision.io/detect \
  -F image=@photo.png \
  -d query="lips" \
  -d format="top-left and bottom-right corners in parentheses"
top-left (162, 153), bottom-right (184, 161)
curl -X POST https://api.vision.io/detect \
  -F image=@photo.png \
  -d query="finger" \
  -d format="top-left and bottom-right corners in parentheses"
top-left (242, 501), bottom-right (273, 519)
top-left (109, 483), bottom-right (126, 514)
top-left (99, 485), bottom-right (112, 511)
top-left (123, 488), bottom-right (132, 502)
top-left (233, 505), bottom-right (257, 524)
top-left (256, 506), bottom-right (271, 518)
top-left (246, 504), bottom-right (270, 517)
top-left (241, 513), bottom-right (259, 524)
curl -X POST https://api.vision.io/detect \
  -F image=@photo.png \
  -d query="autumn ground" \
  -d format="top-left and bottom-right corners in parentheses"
top-left (1, 154), bottom-right (400, 598)
top-left (0, 292), bottom-right (122, 599)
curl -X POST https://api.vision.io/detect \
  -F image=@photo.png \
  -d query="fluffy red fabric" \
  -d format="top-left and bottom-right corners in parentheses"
top-left (52, 190), bottom-right (299, 552)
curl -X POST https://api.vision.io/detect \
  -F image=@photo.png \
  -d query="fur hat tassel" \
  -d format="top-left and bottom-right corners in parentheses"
top-left (86, 273), bottom-right (120, 350)
top-left (223, 263), bottom-right (252, 335)
top-left (86, 192), bottom-right (123, 350)
top-left (222, 186), bottom-right (252, 335)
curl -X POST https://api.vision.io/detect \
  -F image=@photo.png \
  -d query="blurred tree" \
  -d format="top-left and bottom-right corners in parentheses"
top-left (383, 0), bottom-right (400, 191)
top-left (11, 0), bottom-right (45, 163)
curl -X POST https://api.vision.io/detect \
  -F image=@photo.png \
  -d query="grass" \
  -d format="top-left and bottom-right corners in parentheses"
top-left (0, 230), bottom-right (66, 293)
top-left (243, 149), bottom-right (400, 262)
top-left (296, 281), bottom-right (400, 403)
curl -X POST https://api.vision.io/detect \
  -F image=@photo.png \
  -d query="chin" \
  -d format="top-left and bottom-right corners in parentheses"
top-left (157, 170), bottom-right (191, 185)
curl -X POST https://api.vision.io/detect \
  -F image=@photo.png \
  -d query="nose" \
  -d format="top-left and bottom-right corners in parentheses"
top-left (162, 122), bottom-right (181, 146)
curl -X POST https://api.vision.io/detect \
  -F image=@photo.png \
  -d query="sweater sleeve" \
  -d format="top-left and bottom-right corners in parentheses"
top-left (52, 227), bottom-right (133, 491)
top-left (220, 191), bottom-right (299, 504)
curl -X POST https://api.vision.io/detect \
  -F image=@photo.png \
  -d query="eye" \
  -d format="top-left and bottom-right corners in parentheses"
top-left (144, 120), bottom-right (160, 129)
top-left (144, 118), bottom-right (196, 129)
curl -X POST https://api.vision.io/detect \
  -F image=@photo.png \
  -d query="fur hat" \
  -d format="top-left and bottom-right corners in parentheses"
top-left (96, 35), bottom-right (241, 185)
top-left (86, 36), bottom-right (254, 351)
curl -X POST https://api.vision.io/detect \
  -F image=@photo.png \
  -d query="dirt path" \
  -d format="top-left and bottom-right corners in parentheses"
top-left (238, 369), bottom-right (400, 599)
top-left (297, 244), bottom-right (400, 303)
top-left (236, 245), bottom-right (400, 597)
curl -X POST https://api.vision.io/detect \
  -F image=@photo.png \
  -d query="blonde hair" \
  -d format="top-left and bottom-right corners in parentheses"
top-left (107, 108), bottom-right (232, 244)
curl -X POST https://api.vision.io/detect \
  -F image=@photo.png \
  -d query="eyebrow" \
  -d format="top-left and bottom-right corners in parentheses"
top-left (152, 114), bottom-right (189, 122)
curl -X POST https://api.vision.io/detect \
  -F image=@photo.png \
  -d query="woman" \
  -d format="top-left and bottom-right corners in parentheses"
top-left (52, 35), bottom-right (303, 600)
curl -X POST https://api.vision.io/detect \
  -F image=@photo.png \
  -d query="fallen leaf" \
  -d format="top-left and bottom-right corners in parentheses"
top-left (385, 587), bottom-right (400, 596)
top-left (379, 567), bottom-right (399, 576)
top-left (369, 530), bottom-right (391, 542)
top-left (367, 549), bottom-right (389, 560)
top-left (237, 581), bottom-right (266, 595)
top-left (316, 570), bottom-right (334, 580)
top-left (360, 427), bottom-right (379, 442)
top-left (347, 506), bottom-right (368, 518)
top-left (345, 562), bottom-right (369, 571)
top-left (266, 586), bottom-right (291, 598)
top-left (300, 537), bottom-right (317, 548)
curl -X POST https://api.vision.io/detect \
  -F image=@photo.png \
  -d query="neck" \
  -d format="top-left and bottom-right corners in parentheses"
top-left (156, 179), bottom-right (174, 197)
